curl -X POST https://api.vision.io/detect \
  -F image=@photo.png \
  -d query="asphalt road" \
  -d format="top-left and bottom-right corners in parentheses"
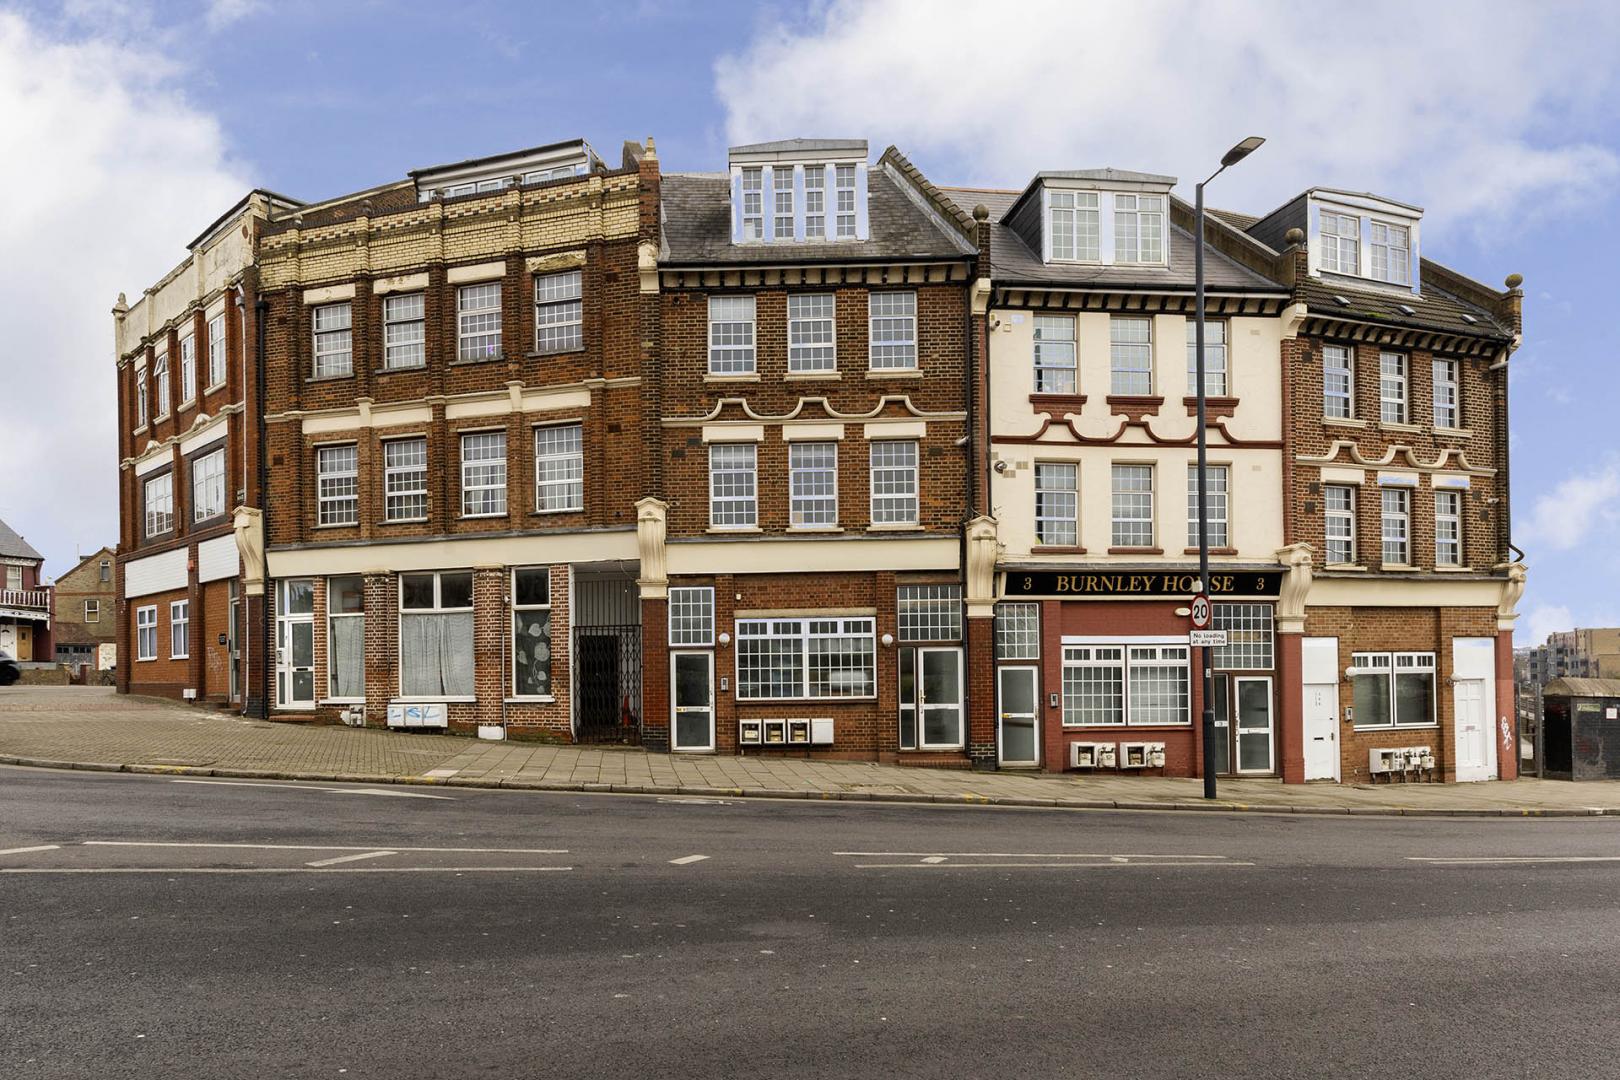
top-left (2, 765), bottom-right (1618, 1080)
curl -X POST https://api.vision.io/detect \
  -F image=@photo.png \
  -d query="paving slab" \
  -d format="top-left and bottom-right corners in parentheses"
top-left (2, 685), bottom-right (1618, 817)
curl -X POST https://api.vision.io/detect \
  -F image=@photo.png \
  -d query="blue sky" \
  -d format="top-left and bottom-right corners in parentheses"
top-left (1, 0), bottom-right (1615, 644)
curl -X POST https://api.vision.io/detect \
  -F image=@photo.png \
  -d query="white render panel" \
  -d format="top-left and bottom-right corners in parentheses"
top-left (447, 261), bottom-right (506, 284)
top-left (1302, 636), bottom-right (1340, 684)
top-left (302, 283), bottom-right (356, 305)
top-left (372, 272), bottom-right (430, 296)
top-left (133, 448), bottom-right (173, 478)
top-left (125, 548), bottom-right (188, 599)
top-left (782, 423), bottom-right (846, 442)
top-left (1376, 471), bottom-right (1419, 487)
top-left (1452, 636), bottom-right (1496, 680)
top-left (1320, 466), bottom-right (1365, 485)
top-left (863, 420), bottom-right (926, 440)
top-left (702, 424), bottom-right (765, 444)
top-left (197, 535), bottom-right (239, 584)
top-left (179, 414), bottom-right (230, 455)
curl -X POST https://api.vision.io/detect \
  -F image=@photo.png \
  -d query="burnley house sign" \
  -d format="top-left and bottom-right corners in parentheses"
top-left (1002, 569), bottom-right (1284, 599)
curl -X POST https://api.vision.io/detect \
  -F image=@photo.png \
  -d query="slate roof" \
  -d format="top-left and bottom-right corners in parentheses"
top-left (660, 164), bottom-right (976, 265)
top-left (941, 187), bottom-right (1285, 293)
top-left (0, 518), bottom-right (43, 562)
top-left (1298, 275), bottom-right (1513, 340)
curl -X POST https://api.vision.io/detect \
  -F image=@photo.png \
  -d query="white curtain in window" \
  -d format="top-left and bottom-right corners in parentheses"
top-left (401, 613), bottom-right (474, 696)
top-left (331, 618), bottom-right (365, 698)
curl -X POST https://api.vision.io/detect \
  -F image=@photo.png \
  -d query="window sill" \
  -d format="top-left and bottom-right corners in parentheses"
top-left (530, 507), bottom-right (585, 517)
top-left (1323, 563), bottom-right (1369, 572)
top-left (1434, 427), bottom-right (1474, 439)
top-left (177, 398), bottom-right (197, 412)
top-left (1380, 563), bottom-right (1416, 572)
top-left (388, 696), bottom-right (476, 704)
top-left (740, 696), bottom-right (878, 705)
top-left (526, 347), bottom-right (587, 360)
top-left (450, 356), bottom-right (507, 368)
top-left (1352, 723), bottom-right (1439, 732)
top-left (136, 657), bottom-right (157, 663)
top-left (313, 521), bottom-right (360, 530)
top-left (505, 696), bottom-right (558, 705)
top-left (321, 698), bottom-right (366, 707)
top-left (154, 413), bottom-right (170, 423)
top-left (133, 425), bottom-right (148, 436)
top-left (375, 364), bottom-right (428, 375)
top-left (1059, 723), bottom-right (1193, 730)
top-left (382, 517), bottom-right (431, 525)
top-left (193, 513), bottom-right (227, 528)
top-left (866, 523), bottom-right (923, 533)
top-left (1322, 416), bottom-right (1368, 429)
top-left (1183, 396), bottom-right (1238, 418)
top-left (460, 512), bottom-right (510, 521)
top-left (305, 373), bottom-right (354, 384)
top-left (171, 653), bottom-right (190, 661)
top-left (1029, 393), bottom-right (1087, 413)
top-left (1105, 395), bottom-right (1164, 420)
top-left (784, 371), bottom-right (841, 381)
top-left (1107, 546), bottom-right (1163, 555)
top-left (707, 526), bottom-right (763, 535)
top-left (865, 369), bottom-right (922, 380)
top-left (1379, 421), bottom-right (1421, 434)
top-left (1432, 565), bottom-right (1474, 573)
top-left (787, 526), bottom-right (844, 534)
top-left (203, 382), bottom-right (227, 395)
top-left (1182, 547), bottom-right (1237, 556)
top-left (1033, 545), bottom-right (1086, 555)
top-left (704, 373), bottom-right (760, 384)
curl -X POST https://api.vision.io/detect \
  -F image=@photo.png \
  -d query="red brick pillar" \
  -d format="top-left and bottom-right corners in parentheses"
top-left (472, 567), bottom-right (505, 733)
top-left (966, 615), bottom-right (996, 768)
top-left (641, 596), bottom-right (669, 752)
top-left (243, 591), bottom-right (270, 718)
top-left (361, 572), bottom-right (394, 726)
top-left (1278, 631), bottom-right (1305, 784)
top-left (1496, 630), bottom-right (1518, 780)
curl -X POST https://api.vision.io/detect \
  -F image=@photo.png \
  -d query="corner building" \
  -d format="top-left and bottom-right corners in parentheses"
top-left (638, 140), bottom-right (981, 762)
top-left (254, 139), bottom-right (661, 736)
top-left (115, 191), bottom-right (295, 708)
top-left (1225, 189), bottom-right (1527, 783)
top-left (947, 170), bottom-right (1295, 777)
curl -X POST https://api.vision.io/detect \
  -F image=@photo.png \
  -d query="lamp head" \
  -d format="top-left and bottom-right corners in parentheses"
top-left (1221, 136), bottom-right (1266, 167)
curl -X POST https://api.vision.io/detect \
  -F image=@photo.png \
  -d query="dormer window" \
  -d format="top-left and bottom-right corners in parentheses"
top-left (1370, 222), bottom-right (1410, 285)
top-left (1048, 192), bottom-right (1100, 261)
top-left (413, 140), bottom-right (597, 202)
top-left (1320, 212), bottom-right (1360, 274)
top-left (1114, 194), bottom-right (1164, 263)
top-left (729, 140), bottom-right (868, 245)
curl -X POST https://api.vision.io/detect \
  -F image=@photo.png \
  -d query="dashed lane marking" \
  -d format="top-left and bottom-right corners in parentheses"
top-left (0, 867), bottom-right (574, 875)
top-left (305, 850), bottom-right (397, 868)
top-left (833, 851), bottom-right (1235, 859)
top-left (168, 779), bottom-right (452, 800)
top-left (81, 841), bottom-right (569, 854)
top-left (669, 854), bottom-right (710, 865)
top-left (0, 845), bottom-right (61, 856)
top-left (1408, 856), bottom-right (1620, 865)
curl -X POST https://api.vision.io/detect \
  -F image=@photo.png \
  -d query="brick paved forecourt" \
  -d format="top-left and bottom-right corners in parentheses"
top-left (2, 687), bottom-right (1616, 816)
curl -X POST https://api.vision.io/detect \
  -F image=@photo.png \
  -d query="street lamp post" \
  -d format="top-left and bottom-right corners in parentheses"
top-left (1196, 136), bottom-right (1265, 800)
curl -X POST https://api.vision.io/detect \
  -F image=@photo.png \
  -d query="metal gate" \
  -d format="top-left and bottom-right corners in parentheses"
top-left (573, 624), bottom-right (642, 744)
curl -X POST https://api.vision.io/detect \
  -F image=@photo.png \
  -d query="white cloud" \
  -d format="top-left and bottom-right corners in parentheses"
top-left (1523, 604), bottom-right (1574, 646)
top-left (0, 10), bottom-right (247, 577)
top-left (203, 0), bottom-right (263, 32)
top-left (713, 0), bottom-right (1620, 237)
top-left (1519, 458), bottom-right (1620, 553)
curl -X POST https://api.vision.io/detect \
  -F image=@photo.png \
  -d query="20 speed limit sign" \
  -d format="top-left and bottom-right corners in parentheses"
top-left (1189, 593), bottom-right (1212, 630)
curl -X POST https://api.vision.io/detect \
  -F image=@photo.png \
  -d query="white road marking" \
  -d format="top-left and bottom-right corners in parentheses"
top-left (0, 844), bottom-right (60, 856)
top-left (0, 867), bottom-right (574, 875)
top-left (853, 861), bottom-right (1255, 869)
top-left (669, 854), bottom-right (709, 865)
top-left (82, 841), bottom-right (568, 854)
top-left (833, 851), bottom-right (1234, 859)
top-left (306, 850), bottom-right (396, 868)
top-left (1408, 856), bottom-right (1620, 865)
top-left (920, 856), bottom-right (948, 864)
top-left (169, 779), bottom-right (451, 800)
top-left (657, 797), bottom-right (730, 806)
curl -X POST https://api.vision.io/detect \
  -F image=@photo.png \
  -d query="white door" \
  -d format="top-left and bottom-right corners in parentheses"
top-left (275, 579), bottom-right (315, 710)
top-left (670, 651), bottom-right (714, 752)
top-left (1454, 679), bottom-right (1491, 782)
top-left (0, 622), bottom-right (14, 657)
top-left (1303, 683), bottom-right (1339, 781)
top-left (997, 666), bottom-right (1039, 767)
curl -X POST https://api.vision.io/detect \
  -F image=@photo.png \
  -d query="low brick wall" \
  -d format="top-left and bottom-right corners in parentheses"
top-left (17, 666), bottom-right (71, 686)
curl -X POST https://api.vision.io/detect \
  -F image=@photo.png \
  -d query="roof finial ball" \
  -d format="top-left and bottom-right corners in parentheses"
top-left (973, 204), bottom-right (989, 221)
top-left (1505, 273), bottom-right (1524, 290)
top-left (1284, 227), bottom-right (1305, 246)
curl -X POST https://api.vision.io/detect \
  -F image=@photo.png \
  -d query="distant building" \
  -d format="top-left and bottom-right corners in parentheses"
top-left (52, 547), bottom-right (117, 670)
top-left (0, 517), bottom-right (51, 661)
top-left (1515, 627), bottom-right (1620, 729)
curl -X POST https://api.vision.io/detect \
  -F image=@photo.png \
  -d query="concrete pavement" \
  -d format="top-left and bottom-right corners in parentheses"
top-left (3, 685), bottom-right (1617, 816)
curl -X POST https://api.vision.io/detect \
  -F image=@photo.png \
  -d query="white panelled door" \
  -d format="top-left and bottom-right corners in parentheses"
top-left (1454, 680), bottom-right (1491, 782)
top-left (1301, 637), bottom-right (1341, 782)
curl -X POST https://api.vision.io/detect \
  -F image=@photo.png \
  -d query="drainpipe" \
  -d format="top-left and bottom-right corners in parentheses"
top-left (235, 291), bottom-right (250, 715)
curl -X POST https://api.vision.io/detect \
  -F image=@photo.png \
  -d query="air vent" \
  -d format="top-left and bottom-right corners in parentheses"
top-left (1397, 303), bottom-right (1416, 316)
top-left (1333, 295), bottom-right (1351, 307)
top-left (1460, 313), bottom-right (1479, 325)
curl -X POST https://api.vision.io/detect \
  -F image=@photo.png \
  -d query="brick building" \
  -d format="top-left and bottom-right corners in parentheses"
top-left (642, 140), bottom-right (979, 761)
top-left (253, 138), bottom-right (659, 737)
top-left (0, 517), bottom-right (51, 661)
top-left (115, 190), bottom-right (296, 706)
top-left (943, 170), bottom-right (1294, 776)
top-left (51, 546), bottom-right (117, 670)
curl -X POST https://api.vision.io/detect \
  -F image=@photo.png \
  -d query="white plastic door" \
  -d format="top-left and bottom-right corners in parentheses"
top-left (1454, 679), bottom-right (1490, 782)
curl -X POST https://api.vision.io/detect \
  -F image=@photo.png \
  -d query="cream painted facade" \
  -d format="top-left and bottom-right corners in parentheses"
top-left (988, 310), bottom-right (1284, 563)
